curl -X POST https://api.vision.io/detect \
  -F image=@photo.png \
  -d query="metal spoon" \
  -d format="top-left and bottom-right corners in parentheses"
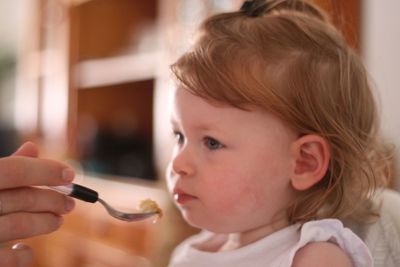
top-left (49, 183), bottom-right (160, 222)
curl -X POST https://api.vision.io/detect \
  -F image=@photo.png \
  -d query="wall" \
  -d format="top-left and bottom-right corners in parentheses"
top-left (362, 0), bottom-right (400, 189)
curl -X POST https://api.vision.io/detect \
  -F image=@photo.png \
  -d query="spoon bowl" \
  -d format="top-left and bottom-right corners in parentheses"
top-left (97, 198), bottom-right (159, 222)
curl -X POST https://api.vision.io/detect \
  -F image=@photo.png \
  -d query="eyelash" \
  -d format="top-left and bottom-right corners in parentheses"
top-left (203, 136), bottom-right (224, 150)
top-left (173, 131), bottom-right (184, 145)
top-left (172, 131), bottom-right (224, 150)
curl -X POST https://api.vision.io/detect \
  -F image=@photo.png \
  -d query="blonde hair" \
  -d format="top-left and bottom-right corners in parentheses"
top-left (171, 0), bottom-right (392, 223)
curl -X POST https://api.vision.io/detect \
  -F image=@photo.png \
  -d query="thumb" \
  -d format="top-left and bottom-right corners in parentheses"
top-left (0, 243), bottom-right (34, 267)
top-left (12, 142), bottom-right (39, 158)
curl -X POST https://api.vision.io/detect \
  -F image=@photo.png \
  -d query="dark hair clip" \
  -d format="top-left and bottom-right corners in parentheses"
top-left (240, 1), bottom-right (254, 12)
top-left (240, 0), bottom-right (269, 17)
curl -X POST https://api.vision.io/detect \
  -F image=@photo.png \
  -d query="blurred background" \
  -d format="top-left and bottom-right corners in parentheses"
top-left (0, 0), bottom-right (398, 266)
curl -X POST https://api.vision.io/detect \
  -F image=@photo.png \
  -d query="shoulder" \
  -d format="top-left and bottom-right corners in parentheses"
top-left (288, 219), bottom-right (372, 267)
top-left (292, 241), bottom-right (353, 267)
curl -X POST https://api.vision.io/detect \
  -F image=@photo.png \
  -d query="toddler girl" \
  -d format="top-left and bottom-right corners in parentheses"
top-left (166, 0), bottom-right (390, 266)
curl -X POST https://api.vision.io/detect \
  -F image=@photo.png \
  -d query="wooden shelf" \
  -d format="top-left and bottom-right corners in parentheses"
top-left (75, 51), bottom-right (160, 89)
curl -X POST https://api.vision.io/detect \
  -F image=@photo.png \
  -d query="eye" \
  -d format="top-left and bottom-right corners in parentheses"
top-left (204, 136), bottom-right (224, 150)
top-left (173, 130), bottom-right (184, 145)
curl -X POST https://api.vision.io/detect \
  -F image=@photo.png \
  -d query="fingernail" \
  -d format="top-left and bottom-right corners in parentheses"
top-left (62, 168), bottom-right (75, 182)
top-left (12, 243), bottom-right (28, 250)
top-left (65, 197), bottom-right (75, 212)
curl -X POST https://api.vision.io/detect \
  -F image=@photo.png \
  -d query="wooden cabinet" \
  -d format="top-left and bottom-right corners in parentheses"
top-left (312, 0), bottom-right (361, 50)
top-left (68, 0), bottom-right (158, 181)
top-left (15, 0), bottom-right (160, 180)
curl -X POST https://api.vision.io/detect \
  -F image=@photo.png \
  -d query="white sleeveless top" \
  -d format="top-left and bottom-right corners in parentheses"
top-left (168, 219), bottom-right (372, 267)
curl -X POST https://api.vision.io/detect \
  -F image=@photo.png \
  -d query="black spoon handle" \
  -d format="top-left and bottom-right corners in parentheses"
top-left (49, 183), bottom-right (99, 203)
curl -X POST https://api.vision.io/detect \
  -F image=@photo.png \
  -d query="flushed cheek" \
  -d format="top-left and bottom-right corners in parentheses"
top-left (216, 171), bottom-right (280, 215)
top-left (203, 181), bottom-right (254, 215)
top-left (180, 181), bottom-right (263, 231)
top-left (197, 188), bottom-right (266, 232)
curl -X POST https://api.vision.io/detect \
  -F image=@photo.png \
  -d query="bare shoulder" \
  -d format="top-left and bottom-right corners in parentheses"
top-left (292, 242), bottom-right (353, 267)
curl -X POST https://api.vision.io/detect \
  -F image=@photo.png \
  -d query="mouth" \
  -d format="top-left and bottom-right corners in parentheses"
top-left (173, 188), bottom-right (197, 205)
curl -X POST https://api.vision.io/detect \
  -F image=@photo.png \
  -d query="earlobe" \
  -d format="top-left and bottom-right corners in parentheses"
top-left (290, 135), bottom-right (330, 191)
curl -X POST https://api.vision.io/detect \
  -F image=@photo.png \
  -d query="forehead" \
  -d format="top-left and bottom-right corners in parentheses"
top-left (171, 87), bottom-right (235, 128)
top-left (171, 87), bottom-right (285, 134)
top-left (173, 87), bottom-right (229, 115)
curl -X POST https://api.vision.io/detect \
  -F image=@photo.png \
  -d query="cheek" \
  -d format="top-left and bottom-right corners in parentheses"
top-left (202, 171), bottom-right (257, 214)
top-left (251, 144), bottom-right (294, 179)
top-left (198, 148), bottom-right (294, 214)
top-left (165, 163), bottom-right (175, 193)
top-left (230, 157), bottom-right (293, 205)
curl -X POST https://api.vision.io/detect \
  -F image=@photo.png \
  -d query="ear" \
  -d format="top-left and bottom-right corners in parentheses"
top-left (290, 135), bottom-right (330, 191)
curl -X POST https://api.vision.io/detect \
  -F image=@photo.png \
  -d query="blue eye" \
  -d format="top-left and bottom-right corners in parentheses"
top-left (204, 137), bottom-right (224, 150)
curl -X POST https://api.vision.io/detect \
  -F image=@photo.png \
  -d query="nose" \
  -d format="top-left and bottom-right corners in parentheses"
top-left (170, 145), bottom-right (194, 177)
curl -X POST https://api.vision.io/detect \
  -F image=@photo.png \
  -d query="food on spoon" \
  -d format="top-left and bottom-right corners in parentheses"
top-left (138, 198), bottom-right (163, 218)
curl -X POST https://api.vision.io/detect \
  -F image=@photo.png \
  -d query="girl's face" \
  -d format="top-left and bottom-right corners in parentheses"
top-left (166, 87), bottom-right (298, 235)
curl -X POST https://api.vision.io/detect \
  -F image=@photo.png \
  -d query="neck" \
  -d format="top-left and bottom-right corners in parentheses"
top-left (220, 218), bottom-right (289, 251)
top-left (193, 216), bottom-right (290, 253)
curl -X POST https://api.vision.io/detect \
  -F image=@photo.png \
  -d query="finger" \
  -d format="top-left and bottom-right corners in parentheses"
top-left (0, 156), bottom-right (75, 189)
top-left (0, 244), bottom-right (34, 267)
top-left (12, 142), bottom-right (39, 158)
top-left (0, 212), bottom-right (63, 243)
top-left (0, 187), bottom-right (75, 215)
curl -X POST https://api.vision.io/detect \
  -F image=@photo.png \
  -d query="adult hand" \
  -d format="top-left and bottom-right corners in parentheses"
top-left (0, 142), bottom-right (76, 266)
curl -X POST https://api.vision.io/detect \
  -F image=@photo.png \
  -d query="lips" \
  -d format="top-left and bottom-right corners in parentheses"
top-left (173, 188), bottom-right (197, 205)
